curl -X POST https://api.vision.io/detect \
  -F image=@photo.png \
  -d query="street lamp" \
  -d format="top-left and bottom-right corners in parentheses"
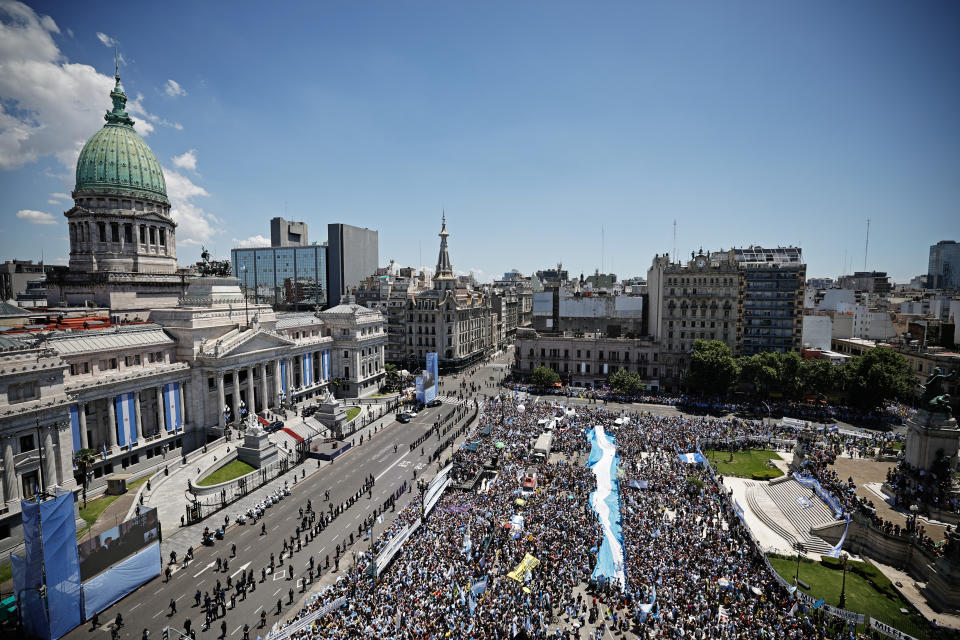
top-left (223, 405), bottom-right (232, 440)
top-left (240, 264), bottom-right (250, 329)
top-left (794, 541), bottom-right (805, 584)
top-left (838, 551), bottom-right (849, 609)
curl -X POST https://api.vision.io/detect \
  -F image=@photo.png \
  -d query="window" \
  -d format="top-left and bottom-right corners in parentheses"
top-left (125, 354), bottom-right (141, 366)
top-left (22, 471), bottom-right (39, 500)
top-left (9, 382), bottom-right (38, 403)
top-left (98, 221), bottom-right (107, 241)
top-left (111, 222), bottom-right (120, 242)
top-left (149, 227), bottom-right (156, 244)
top-left (19, 434), bottom-right (36, 452)
top-left (159, 228), bottom-right (166, 246)
top-left (124, 224), bottom-right (133, 243)
top-left (344, 366), bottom-right (350, 378)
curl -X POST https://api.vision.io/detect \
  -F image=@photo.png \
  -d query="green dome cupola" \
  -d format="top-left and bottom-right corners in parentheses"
top-left (74, 72), bottom-right (168, 205)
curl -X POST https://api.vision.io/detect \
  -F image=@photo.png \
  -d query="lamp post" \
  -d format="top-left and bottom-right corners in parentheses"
top-left (838, 551), bottom-right (849, 609)
top-left (223, 405), bottom-right (232, 440)
top-left (240, 264), bottom-right (250, 329)
top-left (794, 541), bottom-right (805, 584)
top-left (909, 504), bottom-right (919, 534)
top-left (239, 400), bottom-right (247, 431)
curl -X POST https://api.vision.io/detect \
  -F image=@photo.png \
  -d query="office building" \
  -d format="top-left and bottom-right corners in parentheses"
top-left (837, 271), bottom-right (891, 294)
top-left (327, 223), bottom-right (378, 307)
top-left (733, 246), bottom-right (806, 356)
top-left (232, 245), bottom-right (327, 309)
top-left (270, 217), bottom-right (309, 247)
top-left (928, 240), bottom-right (960, 290)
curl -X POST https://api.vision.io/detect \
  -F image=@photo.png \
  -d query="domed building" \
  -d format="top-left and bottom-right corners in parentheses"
top-left (46, 70), bottom-right (187, 314)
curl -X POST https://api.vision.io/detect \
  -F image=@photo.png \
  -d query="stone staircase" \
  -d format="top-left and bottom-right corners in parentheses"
top-left (762, 479), bottom-right (836, 555)
top-left (745, 482), bottom-right (801, 546)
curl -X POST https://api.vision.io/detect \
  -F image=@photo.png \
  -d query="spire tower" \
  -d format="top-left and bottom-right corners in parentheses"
top-left (433, 212), bottom-right (456, 290)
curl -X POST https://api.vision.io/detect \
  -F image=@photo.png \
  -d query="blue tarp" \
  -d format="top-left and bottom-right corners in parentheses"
top-left (40, 489), bottom-right (83, 639)
top-left (17, 495), bottom-right (50, 640)
top-left (83, 543), bottom-right (161, 619)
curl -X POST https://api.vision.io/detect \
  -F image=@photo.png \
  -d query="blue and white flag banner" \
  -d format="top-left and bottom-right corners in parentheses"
top-left (69, 404), bottom-right (82, 452)
top-left (114, 393), bottom-right (137, 446)
top-left (322, 350), bottom-right (331, 381)
top-left (281, 359), bottom-right (288, 395)
top-left (301, 353), bottom-right (313, 386)
top-left (162, 382), bottom-right (181, 431)
top-left (827, 514), bottom-right (852, 558)
top-left (677, 452), bottom-right (706, 464)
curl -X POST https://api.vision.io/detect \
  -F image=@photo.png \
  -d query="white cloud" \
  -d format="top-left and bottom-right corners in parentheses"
top-left (232, 234), bottom-right (270, 248)
top-left (47, 198), bottom-right (59, 204)
top-left (16, 209), bottom-right (57, 225)
top-left (96, 31), bottom-right (112, 47)
top-left (0, 3), bottom-right (175, 172)
top-left (164, 79), bottom-right (186, 97)
top-left (171, 149), bottom-right (197, 171)
top-left (49, 192), bottom-right (70, 200)
top-left (53, 256), bottom-right (68, 265)
top-left (164, 167), bottom-right (219, 246)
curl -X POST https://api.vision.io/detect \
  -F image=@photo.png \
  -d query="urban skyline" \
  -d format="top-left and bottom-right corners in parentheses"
top-left (1, 1), bottom-right (958, 283)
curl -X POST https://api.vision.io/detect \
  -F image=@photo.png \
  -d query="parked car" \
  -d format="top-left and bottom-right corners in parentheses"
top-left (397, 413), bottom-right (411, 424)
top-left (268, 420), bottom-right (284, 432)
top-left (426, 398), bottom-right (442, 408)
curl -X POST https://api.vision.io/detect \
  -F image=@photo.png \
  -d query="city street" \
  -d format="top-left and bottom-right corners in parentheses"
top-left (65, 351), bottom-right (512, 640)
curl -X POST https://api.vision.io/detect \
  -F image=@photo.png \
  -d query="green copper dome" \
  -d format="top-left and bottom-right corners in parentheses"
top-left (74, 76), bottom-right (168, 204)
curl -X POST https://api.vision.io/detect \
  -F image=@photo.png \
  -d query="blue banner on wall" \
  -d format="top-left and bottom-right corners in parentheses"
top-left (323, 349), bottom-right (330, 381)
top-left (281, 359), bottom-right (288, 396)
top-left (114, 393), bottom-right (137, 446)
top-left (69, 404), bottom-right (82, 453)
top-left (162, 382), bottom-right (181, 431)
top-left (424, 352), bottom-right (439, 404)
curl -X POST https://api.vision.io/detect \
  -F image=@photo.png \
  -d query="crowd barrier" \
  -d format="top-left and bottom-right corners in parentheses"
top-left (266, 594), bottom-right (347, 640)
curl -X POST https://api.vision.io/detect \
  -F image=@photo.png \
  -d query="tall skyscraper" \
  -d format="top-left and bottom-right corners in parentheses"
top-left (927, 240), bottom-right (960, 290)
top-left (327, 223), bottom-right (379, 307)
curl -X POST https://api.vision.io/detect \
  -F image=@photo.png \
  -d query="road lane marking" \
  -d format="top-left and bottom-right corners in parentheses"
top-left (130, 603), bottom-right (142, 611)
top-left (154, 588), bottom-right (163, 595)
top-left (152, 611), bottom-right (163, 619)
top-left (273, 588), bottom-right (282, 596)
top-left (194, 561), bottom-right (216, 578)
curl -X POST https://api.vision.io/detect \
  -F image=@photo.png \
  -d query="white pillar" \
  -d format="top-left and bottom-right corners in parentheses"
top-left (260, 363), bottom-right (269, 410)
top-left (134, 391), bottom-right (144, 443)
top-left (231, 370), bottom-right (241, 424)
top-left (156, 386), bottom-right (167, 433)
top-left (178, 381), bottom-right (186, 429)
top-left (247, 365), bottom-right (256, 415)
top-left (3, 437), bottom-right (17, 502)
top-left (274, 359), bottom-right (282, 401)
top-left (78, 403), bottom-right (89, 450)
top-left (106, 397), bottom-right (117, 451)
top-left (217, 372), bottom-right (226, 429)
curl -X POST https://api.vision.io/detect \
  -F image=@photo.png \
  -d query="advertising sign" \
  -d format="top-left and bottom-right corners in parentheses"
top-left (424, 352), bottom-right (438, 404)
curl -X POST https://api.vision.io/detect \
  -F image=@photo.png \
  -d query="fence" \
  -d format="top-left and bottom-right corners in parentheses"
top-left (185, 452), bottom-right (294, 524)
top-left (266, 594), bottom-right (346, 640)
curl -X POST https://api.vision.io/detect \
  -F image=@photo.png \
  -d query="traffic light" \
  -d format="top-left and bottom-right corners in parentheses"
top-left (37, 586), bottom-right (47, 599)
top-left (162, 627), bottom-right (169, 640)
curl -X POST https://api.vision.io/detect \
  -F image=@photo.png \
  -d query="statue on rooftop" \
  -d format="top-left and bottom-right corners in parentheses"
top-left (921, 368), bottom-right (958, 416)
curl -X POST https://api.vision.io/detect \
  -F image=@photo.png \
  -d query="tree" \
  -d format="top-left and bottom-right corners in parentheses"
top-left (609, 369), bottom-right (644, 395)
top-left (686, 340), bottom-right (739, 396)
top-left (383, 363), bottom-right (401, 392)
top-left (73, 448), bottom-right (97, 507)
top-left (799, 358), bottom-right (841, 398)
top-left (530, 366), bottom-right (560, 388)
top-left (778, 351), bottom-right (805, 400)
top-left (738, 352), bottom-right (783, 395)
top-left (843, 347), bottom-right (917, 409)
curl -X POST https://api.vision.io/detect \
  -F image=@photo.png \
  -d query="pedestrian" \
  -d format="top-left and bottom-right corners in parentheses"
top-left (142, 629), bottom-right (149, 640)
top-left (170, 598), bottom-right (177, 615)
top-left (220, 620), bottom-right (227, 639)
top-left (184, 618), bottom-right (192, 635)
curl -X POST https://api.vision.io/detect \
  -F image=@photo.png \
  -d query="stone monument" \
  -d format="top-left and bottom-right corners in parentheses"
top-left (236, 414), bottom-right (279, 468)
top-left (314, 389), bottom-right (347, 440)
top-left (905, 368), bottom-right (959, 473)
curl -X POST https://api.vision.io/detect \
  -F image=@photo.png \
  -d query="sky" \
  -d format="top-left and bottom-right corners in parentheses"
top-left (0, 0), bottom-right (958, 283)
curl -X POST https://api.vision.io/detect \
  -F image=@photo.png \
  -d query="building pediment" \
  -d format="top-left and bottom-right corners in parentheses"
top-left (203, 329), bottom-right (294, 359)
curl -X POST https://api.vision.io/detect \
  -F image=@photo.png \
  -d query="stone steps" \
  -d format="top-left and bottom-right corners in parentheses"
top-left (763, 479), bottom-right (836, 555)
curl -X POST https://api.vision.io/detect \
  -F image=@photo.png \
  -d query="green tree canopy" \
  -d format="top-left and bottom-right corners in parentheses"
top-left (383, 363), bottom-right (401, 392)
top-left (844, 347), bottom-right (917, 409)
top-left (609, 368), bottom-right (644, 395)
top-left (530, 366), bottom-right (560, 388)
top-left (686, 340), bottom-right (739, 395)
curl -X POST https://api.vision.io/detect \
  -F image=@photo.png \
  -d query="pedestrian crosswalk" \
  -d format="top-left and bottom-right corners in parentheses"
top-left (435, 395), bottom-right (462, 405)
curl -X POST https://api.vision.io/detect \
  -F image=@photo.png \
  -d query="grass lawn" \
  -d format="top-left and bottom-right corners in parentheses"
top-left (345, 407), bottom-right (361, 422)
top-left (768, 555), bottom-right (925, 634)
top-left (0, 560), bottom-right (11, 585)
top-left (197, 460), bottom-right (255, 486)
top-left (704, 448), bottom-right (784, 480)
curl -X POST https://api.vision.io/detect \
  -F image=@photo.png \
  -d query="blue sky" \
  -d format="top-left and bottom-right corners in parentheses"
top-left (1, 1), bottom-right (957, 282)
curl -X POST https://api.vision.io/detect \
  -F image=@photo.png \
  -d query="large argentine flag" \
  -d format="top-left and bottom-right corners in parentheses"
top-left (322, 350), bottom-right (331, 381)
top-left (114, 393), bottom-right (137, 446)
top-left (302, 353), bottom-right (313, 386)
top-left (163, 382), bottom-right (181, 431)
top-left (677, 452), bottom-right (706, 464)
top-left (280, 359), bottom-right (288, 395)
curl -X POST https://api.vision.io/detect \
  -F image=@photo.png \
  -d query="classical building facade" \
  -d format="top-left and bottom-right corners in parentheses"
top-left (647, 250), bottom-right (740, 391)
top-left (513, 328), bottom-right (660, 389)
top-left (404, 218), bottom-right (494, 372)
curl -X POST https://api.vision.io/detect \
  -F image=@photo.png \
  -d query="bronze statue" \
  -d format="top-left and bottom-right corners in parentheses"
top-left (921, 368), bottom-right (958, 416)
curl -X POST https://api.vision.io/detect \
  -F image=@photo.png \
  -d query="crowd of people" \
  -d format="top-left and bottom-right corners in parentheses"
top-left (261, 389), bottom-right (937, 639)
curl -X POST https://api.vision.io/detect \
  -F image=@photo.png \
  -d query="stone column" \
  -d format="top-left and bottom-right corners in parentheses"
top-left (156, 386), bottom-right (167, 433)
top-left (274, 359), bottom-right (282, 402)
top-left (3, 437), bottom-right (17, 503)
top-left (106, 397), bottom-right (117, 451)
top-left (178, 381), bottom-right (186, 429)
top-left (260, 363), bottom-right (269, 410)
top-left (299, 353), bottom-right (305, 388)
top-left (217, 372), bottom-right (226, 429)
top-left (247, 365), bottom-right (256, 415)
top-left (231, 370), bottom-right (241, 424)
top-left (78, 403), bottom-right (89, 450)
top-left (44, 426), bottom-right (59, 486)
top-left (134, 391), bottom-right (144, 443)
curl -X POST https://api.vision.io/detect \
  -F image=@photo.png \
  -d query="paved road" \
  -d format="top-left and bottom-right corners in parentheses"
top-left (66, 352), bottom-right (510, 640)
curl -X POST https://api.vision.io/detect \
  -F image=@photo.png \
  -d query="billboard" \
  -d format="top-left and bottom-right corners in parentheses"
top-left (77, 507), bottom-right (160, 581)
top-left (417, 352), bottom-right (439, 404)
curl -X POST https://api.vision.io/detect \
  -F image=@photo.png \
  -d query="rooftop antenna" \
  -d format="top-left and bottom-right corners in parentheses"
top-left (673, 220), bottom-right (677, 263)
top-left (864, 218), bottom-right (870, 271)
